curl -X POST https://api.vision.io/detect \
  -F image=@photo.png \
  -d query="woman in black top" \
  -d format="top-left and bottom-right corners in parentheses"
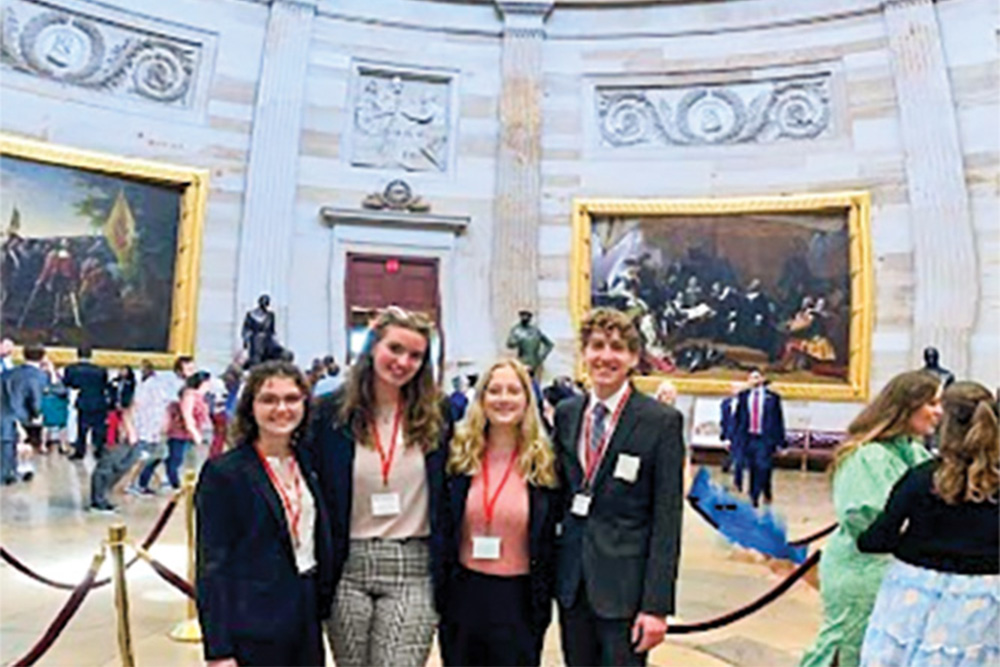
top-left (857, 381), bottom-right (999, 666)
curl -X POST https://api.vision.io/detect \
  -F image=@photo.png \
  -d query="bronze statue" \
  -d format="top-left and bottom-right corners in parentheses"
top-left (506, 310), bottom-right (553, 377)
top-left (242, 294), bottom-right (281, 367)
top-left (921, 346), bottom-right (955, 387)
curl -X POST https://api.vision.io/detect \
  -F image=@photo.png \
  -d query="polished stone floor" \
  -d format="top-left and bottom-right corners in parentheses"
top-left (0, 453), bottom-right (835, 666)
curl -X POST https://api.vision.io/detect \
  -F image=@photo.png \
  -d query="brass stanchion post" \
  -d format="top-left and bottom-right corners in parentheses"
top-left (169, 469), bottom-right (201, 642)
top-left (109, 523), bottom-right (136, 667)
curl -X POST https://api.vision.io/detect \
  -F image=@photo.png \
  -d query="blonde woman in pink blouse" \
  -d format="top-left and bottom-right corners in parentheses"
top-left (441, 359), bottom-right (560, 666)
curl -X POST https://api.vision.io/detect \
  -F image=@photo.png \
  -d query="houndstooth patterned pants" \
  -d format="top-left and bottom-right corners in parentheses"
top-left (325, 538), bottom-right (438, 667)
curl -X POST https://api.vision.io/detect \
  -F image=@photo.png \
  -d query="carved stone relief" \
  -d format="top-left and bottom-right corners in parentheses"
top-left (351, 68), bottom-right (452, 172)
top-left (596, 75), bottom-right (831, 148)
top-left (362, 179), bottom-right (431, 212)
top-left (1, 0), bottom-right (201, 107)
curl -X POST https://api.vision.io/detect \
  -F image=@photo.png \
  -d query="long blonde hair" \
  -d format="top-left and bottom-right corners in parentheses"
top-left (934, 381), bottom-right (999, 504)
top-left (447, 359), bottom-right (557, 488)
top-left (832, 370), bottom-right (941, 471)
top-left (339, 306), bottom-right (442, 452)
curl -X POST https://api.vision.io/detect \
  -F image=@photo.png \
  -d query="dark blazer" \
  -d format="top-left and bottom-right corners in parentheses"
top-left (443, 472), bottom-right (559, 636)
top-left (195, 443), bottom-right (335, 661)
top-left (553, 388), bottom-right (685, 619)
top-left (4, 364), bottom-right (47, 425)
top-left (733, 387), bottom-right (786, 452)
top-left (305, 390), bottom-right (453, 612)
top-left (719, 396), bottom-right (736, 443)
top-left (62, 361), bottom-right (109, 413)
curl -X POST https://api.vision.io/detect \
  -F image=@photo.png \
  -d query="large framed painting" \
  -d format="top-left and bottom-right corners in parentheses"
top-left (1, 134), bottom-right (208, 367)
top-left (570, 192), bottom-right (872, 401)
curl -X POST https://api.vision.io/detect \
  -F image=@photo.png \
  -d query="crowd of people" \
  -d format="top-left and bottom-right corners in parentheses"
top-left (2, 304), bottom-right (997, 667)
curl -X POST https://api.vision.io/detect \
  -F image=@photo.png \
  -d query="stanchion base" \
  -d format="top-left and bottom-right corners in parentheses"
top-left (169, 618), bottom-right (202, 643)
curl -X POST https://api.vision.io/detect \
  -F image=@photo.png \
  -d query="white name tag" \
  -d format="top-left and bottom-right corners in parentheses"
top-left (571, 493), bottom-right (592, 517)
top-left (614, 454), bottom-right (641, 483)
top-left (472, 536), bottom-right (502, 560)
top-left (371, 492), bottom-right (402, 517)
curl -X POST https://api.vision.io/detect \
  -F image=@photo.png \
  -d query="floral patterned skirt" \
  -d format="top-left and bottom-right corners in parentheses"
top-left (861, 559), bottom-right (1000, 666)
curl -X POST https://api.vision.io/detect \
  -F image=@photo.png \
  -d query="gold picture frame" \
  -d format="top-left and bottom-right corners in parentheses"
top-left (570, 192), bottom-right (872, 401)
top-left (1, 134), bottom-right (208, 368)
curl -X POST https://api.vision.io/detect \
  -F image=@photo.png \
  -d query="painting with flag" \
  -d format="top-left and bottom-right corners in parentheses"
top-left (0, 134), bottom-right (206, 366)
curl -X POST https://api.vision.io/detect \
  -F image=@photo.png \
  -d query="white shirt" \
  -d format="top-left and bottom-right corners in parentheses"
top-left (265, 455), bottom-right (318, 574)
top-left (577, 381), bottom-right (631, 473)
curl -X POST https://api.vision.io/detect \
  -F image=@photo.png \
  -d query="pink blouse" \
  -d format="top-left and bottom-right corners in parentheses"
top-left (459, 449), bottom-right (530, 576)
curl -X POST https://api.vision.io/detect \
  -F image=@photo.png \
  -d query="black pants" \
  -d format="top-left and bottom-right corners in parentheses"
top-left (75, 410), bottom-right (107, 458)
top-left (441, 567), bottom-right (540, 667)
top-left (559, 583), bottom-right (645, 667)
top-left (90, 444), bottom-right (144, 506)
top-left (747, 436), bottom-right (774, 507)
top-left (232, 574), bottom-right (324, 666)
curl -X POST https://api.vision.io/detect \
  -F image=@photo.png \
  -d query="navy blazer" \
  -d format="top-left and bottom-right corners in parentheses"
top-left (733, 387), bottom-right (786, 452)
top-left (305, 390), bottom-right (453, 612)
top-left (3, 364), bottom-right (46, 425)
top-left (552, 389), bottom-right (685, 618)
top-left (62, 361), bottom-right (109, 412)
top-left (195, 443), bottom-right (335, 661)
top-left (443, 472), bottom-right (559, 637)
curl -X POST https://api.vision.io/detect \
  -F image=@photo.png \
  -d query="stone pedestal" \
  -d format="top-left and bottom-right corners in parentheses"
top-left (234, 0), bottom-right (317, 343)
top-left (491, 1), bottom-right (554, 349)
top-left (882, 0), bottom-right (977, 376)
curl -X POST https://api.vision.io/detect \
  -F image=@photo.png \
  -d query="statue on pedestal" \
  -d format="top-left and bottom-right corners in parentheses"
top-left (921, 346), bottom-right (955, 388)
top-left (506, 310), bottom-right (553, 378)
top-left (242, 294), bottom-right (282, 367)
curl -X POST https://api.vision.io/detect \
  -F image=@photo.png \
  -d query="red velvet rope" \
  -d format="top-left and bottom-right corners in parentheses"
top-left (134, 547), bottom-right (196, 599)
top-left (12, 548), bottom-right (106, 667)
top-left (0, 493), bottom-right (179, 590)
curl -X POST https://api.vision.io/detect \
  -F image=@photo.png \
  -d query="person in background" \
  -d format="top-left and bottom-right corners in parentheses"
top-left (719, 381), bottom-right (745, 491)
top-left (125, 361), bottom-right (166, 495)
top-left (63, 344), bottom-right (109, 460)
top-left (136, 356), bottom-right (195, 494)
top-left (0, 337), bottom-right (15, 372)
top-left (448, 375), bottom-right (469, 424)
top-left (162, 371), bottom-right (211, 490)
top-left (196, 361), bottom-right (334, 667)
top-left (857, 380), bottom-right (999, 666)
top-left (139, 359), bottom-right (155, 382)
top-left (800, 370), bottom-right (942, 667)
top-left (90, 369), bottom-right (141, 513)
top-left (40, 358), bottom-right (69, 454)
top-left (220, 350), bottom-right (246, 423)
top-left (306, 306), bottom-right (452, 667)
top-left (312, 355), bottom-right (344, 397)
top-left (207, 379), bottom-right (229, 459)
top-left (732, 369), bottom-right (786, 507)
top-left (654, 380), bottom-right (678, 406)
top-left (105, 366), bottom-right (136, 447)
top-left (0, 344), bottom-right (47, 484)
top-left (440, 359), bottom-right (560, 666)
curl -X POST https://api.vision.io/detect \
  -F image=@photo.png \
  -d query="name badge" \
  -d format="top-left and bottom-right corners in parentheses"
top-left (614, 454), bottom-right (641, 483)
top-left (371, 492), bottom-right (402, 517)
top-left (472, 536), bottom-right (502, 560)
top-left (571, 493), bottom-right (592, 517)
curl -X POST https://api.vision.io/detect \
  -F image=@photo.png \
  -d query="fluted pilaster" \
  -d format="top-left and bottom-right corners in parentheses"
top-left (234, 0), bottom-right (317, 341)
top-left (491, 1), bottom-right (553, 349)
top-left (881, 0), bottom-right (977, 376)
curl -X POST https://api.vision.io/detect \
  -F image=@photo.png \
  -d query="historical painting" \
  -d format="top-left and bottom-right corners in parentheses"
top-left (1, 135), bottom-right (207, 367)
top-left (571, 193), bottom-right (872, 400)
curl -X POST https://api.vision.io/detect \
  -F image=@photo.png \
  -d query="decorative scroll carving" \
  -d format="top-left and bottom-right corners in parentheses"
top-left (596, 75), bottom-right (831, 147)
top-left (351, 69), bottom-right (451, 172)
top-left (361, 179), bottom-right (431, 212)
top-left (1, 0), bottom-right (200, 107)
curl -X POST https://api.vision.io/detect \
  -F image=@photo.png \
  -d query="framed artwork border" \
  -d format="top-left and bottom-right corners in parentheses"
top-left (1, 133), bottom-right (208, 368)
top-left (570, 191), bottom-right (873, 401)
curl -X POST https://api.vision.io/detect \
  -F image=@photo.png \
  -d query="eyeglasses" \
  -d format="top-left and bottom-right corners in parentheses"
top-left (254, 393), bottom-right (305, 408)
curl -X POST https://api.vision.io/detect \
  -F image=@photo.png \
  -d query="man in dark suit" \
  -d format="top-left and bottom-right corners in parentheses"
top-left (733, 369), bottom-right (786, 507)
top-left (553, 308), bottom-right (685, 666)
top-left (63, 344), bottom-right (109, 460)
top-left (0, 344), bottom-right (48, 484)
top-left (719, 381), bottom-right (745, 491)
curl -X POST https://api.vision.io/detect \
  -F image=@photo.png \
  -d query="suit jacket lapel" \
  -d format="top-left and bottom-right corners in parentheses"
top-left (562, 397), bottom-right (587, 490)
top-left (242, 447), bottom-right (296, 560)
top-left (590, 391), bottom-right (641, 494)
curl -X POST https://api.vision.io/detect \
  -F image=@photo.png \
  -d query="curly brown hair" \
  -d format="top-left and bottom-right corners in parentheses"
top-left (230, 361), bottom-right (311, 447)
top-left (339, 306), bottom-right (443, 452)
top-left (832, 370), bottom-right (941, 471)
top-left (579, 307), bottom-right (641, 353)
top-left (934, 381), bottom-right (999, 504)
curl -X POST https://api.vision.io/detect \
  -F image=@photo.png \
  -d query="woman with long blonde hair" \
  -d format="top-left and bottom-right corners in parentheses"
top-left (305, 306), bottom-right (451, 667)
top-left (440, 359), bottom-right (560, 666)
top-left (857, 381), bottom-right (999, 665)
top-left (801, 370), bottom-right (942, 667)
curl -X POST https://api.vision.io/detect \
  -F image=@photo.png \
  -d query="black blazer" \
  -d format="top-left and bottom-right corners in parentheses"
top-left (195, 443), bottom-right (335, 661)
top-left (443, 472), bottom-right (559, 636)
top-left (733, 387), bottom-right (786, 452)
top-left (305, 390), bottom-right (453, 612)
top-left (62, 361), bottom-right (109, 412)
top-left (553, 389), bottom-right (685, 619)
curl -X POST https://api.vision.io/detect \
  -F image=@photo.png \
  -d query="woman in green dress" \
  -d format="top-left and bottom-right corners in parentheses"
top-left (800, 370), bottom-right (944, 667)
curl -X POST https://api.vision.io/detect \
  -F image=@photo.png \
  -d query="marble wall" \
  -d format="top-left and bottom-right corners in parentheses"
top-left (1, 0), bottom-right (995, 425)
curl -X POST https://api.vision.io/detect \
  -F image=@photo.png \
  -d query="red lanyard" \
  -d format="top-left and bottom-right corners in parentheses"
top-left (372, 404), bottom-right (403, 487)
top-left (482, 446), bottom-right (520, 532)
top-left (257, 449), bottom-right (303, 546)
top-left (582, 385), bottom-right (631, 486)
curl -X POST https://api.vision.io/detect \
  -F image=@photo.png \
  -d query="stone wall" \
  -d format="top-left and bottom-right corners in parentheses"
top-left (1, 0), bottom-right (995, 422)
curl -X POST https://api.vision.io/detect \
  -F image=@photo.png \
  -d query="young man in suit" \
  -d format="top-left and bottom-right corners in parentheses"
top-left (0, 344), bottom-right (47, 484)
top-left (63, 344), bottom-right (110, 460)
top-left (732, 369), bottom-right (786, 507)
top-left (719, 381), bottom-right (745, 490)
top-left (552, 307), bottom-right (685, 666)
